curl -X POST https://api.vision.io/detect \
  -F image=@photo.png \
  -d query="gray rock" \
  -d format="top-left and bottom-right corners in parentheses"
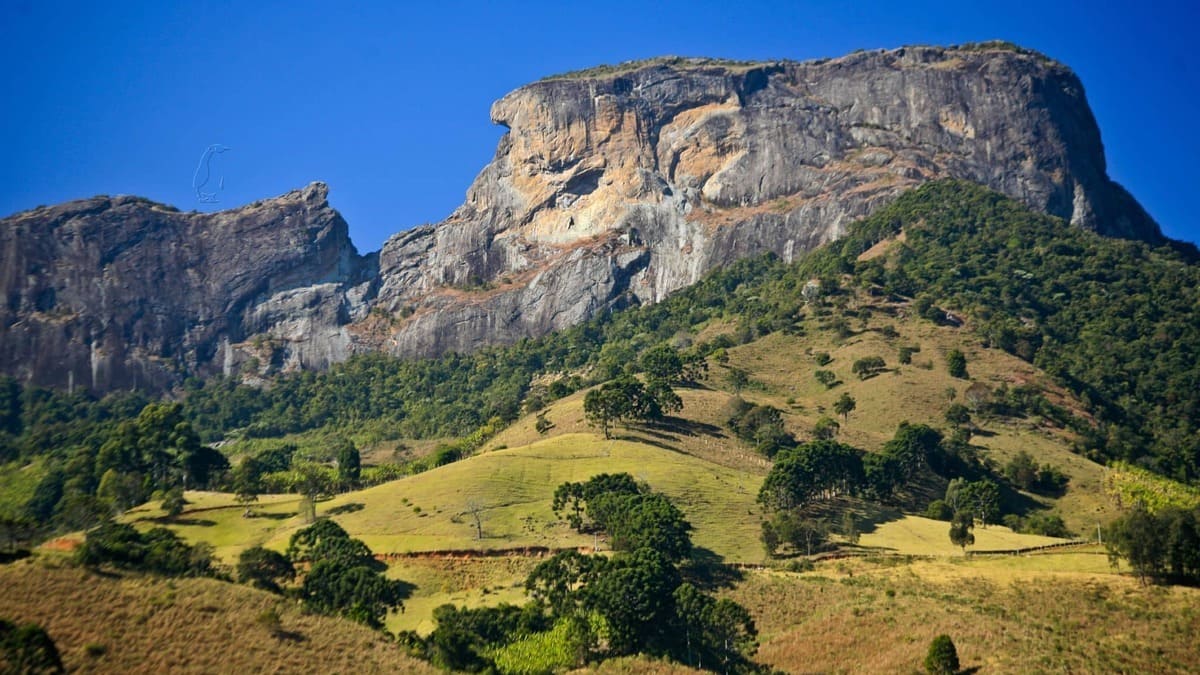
top-left (0, 45), bottom-right (1165, 392)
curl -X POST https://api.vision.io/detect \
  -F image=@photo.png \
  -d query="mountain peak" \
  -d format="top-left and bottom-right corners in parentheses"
top-left (0, 44), bottom-right (1170, 392)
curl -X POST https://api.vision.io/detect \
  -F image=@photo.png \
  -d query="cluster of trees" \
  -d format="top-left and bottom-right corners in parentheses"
top-left (726, 399), bottom-right (795, 458)
top-left (1002, 451), bottom-right (1069, 495)
top-left (758, 423), bottom-right (950, 516)
top-left (851, 356), bottom-right (887, 380)
top-left (76, 521), bottom-right (215, 577)
top-left (0, 619), bottom-right (63, 674)
top-left (583, 376), bottom-right (675, 440)
top-left (1105, 505), bottom-right (1200, 585)
top-left (411, 476), bottom-right (758, 673)
top-left (552, 473), bottom-right (692, 559)
top-left (761, 511), bottom-right (831, 557)
top-left (582, 344), bottom-right (699, 439)
top-left (284, 520), bottom-right (408, 629)
top-left (2, 396), bottom-right (229, 540)
top-left (801, 179), bottom-right (1199, 481)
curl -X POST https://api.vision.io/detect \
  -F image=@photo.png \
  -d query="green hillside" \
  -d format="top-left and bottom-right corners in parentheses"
top-left (4, 180), bottom-right (1200, 673)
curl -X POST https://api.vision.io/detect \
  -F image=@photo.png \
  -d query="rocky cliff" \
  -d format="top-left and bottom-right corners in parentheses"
top-left (0, 183), bottom-right (375, 392)
top-left (0, 44), bottom-right (1164, 392)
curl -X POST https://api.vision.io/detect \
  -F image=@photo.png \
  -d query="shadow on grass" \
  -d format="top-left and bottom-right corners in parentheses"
top-left (799, 498), bottom-right (906, 536)
top-left (682, 546), bottom-right (743, 590)
top-left (325, 503), bottom-right (365, 516)
top-left (652, 416), bottom-right (726, 439)
top-left (272, 629), bottom-right (307, 643)
top-left (134, 516), bottom-right (218, 527)
top-left (612, 433), bottom-right (678, 453)
top-left (249, 511), bottom-right (293, 521)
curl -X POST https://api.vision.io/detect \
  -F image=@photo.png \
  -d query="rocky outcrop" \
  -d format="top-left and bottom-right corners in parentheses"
top-left (367, 45), bottom-right (1161, 357)
top-left (0, 182), bottom-right (374, 392)
top-left (0, 44), bottom-right (1165, 391)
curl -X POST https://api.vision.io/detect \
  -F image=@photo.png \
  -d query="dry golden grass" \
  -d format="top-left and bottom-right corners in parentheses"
top-left (729, 554), bottom-right (1200, 674)
top-left (719, 300), bottom-right (1114, 534)
top-left (857, 514), bottom-right (1064, 556)
top-left (0, 558), bottom-right (437, 674)
top-left (384, 557), bottom-right (538, 635)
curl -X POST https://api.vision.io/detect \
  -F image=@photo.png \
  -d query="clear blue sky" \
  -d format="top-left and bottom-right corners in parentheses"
top-left (2, 1), bottom-right (1196, 250)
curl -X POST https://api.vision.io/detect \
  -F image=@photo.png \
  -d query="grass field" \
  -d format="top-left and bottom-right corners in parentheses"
top-left (0, 458), bottom-right (45, 518)
top-left (0, 559), bottom-right (437, 674)
top-left (729, 554), bottom-right (1200, 673)
top-left (856, 514), bottom-right (1065, 556)
top-left (120, 492), bottom-right (306, 562)
top-left (385, 557), bottom-right (536, 635)
top-left (715, 298), bottom-right (1115, 534)
top-left (273, 433), bottom-right (767, 562)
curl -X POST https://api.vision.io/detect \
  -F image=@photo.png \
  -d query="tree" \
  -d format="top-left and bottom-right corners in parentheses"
top-left (0, 619), bottom-right (64, 675)
top-left (95, 468), bottom-right (145, 514)
top-left (851, 356), bottom-right (886, 380)
top-left (959, 479), bottom-right (1001, 526)
top-left (465, 499), bottom-right (485, 540)
top-left (841, 511), bottom-right (860, 545)
top-left (949, 510), bottom-right (975, 553)
top-left (814, 369), bottom-right (838, 389)
top-left (584, 388), bottom-right (623, 440)
top-left (1105, 505), bottom-right (1166, 584)
top-left (645, 379), bottom-right (683, 416)
top-left (726, 367), bottom-right (750, 394)
top-left (288, 520), bottom-right (407, 629)
top-left (302, 559), bottom-right (407, 629)
top-left (161, 486), bottom-right (187, 518)
top-left (812, 416), bottom-right (840, 440)
top-left (833, 392), bottom-right (856, 423)
top-left (286, 519), bottom-right (372, 567)
top-left (582, 548), bottom-right (681, 655)
top-left (237, 546), bottom-right (295, 593)
top-left (640, 344), bottom-right (684, 384)
top-left (335, 437), bottom-right (361, 486)
top-left (964, 382), bottom-right (991, 414)
top-left (291, 461), bottom-right (334, 522)
top-left (944, 403), bottom-right (971, 428)
top-left (1003, 451), bottom-right (1039, 490)
top-left (233, 457), bottom-right (262, 517)
top-left (924, 634), bottom-right (959, 674)
top-left (946, 349), bottom-right (968, 379)
top-left (881, 423), bottom-right (942, 479)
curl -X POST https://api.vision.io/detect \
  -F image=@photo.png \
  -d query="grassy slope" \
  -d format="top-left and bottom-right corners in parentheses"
top-left (76, 278), bottom-right (1143, 665)
top-left (0, 559), bottom-right (437, 674)
top-left (0, 457), bottom-right (44, 518)
top-left (271, 431), bottom-right (765, 561)
top-left (719, 291), bottom-right (1114, 533)
top-left (730, 553), bottom-right (1200, 673)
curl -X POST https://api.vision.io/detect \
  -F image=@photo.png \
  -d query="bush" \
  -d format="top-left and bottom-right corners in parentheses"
top-left (946, 350), bottom-right (968, 379)
top-left (925, 500), bottom-right (953, 521)
top-left (925, 634), bottom-right (960, 674)
top-left (898, 344), bottom-right (920, 364)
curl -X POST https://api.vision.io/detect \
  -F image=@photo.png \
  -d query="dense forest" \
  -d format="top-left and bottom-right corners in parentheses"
top-left (3, 180), bottom-right (1199, 538)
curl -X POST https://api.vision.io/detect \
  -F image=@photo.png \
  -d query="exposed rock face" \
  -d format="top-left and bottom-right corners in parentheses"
top-left (368, 45), bottom-right (1160, 358)
top-left (0, 44), bottom-right (1165, 392)
top-left (0, 183), bottom-right (375, 392)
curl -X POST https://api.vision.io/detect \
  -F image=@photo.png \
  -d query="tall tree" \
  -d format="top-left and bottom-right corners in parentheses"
top-left (334, 437), bottom-right (361, 486)
top-left (949, 510), bottom-right (975, 554)
top-left (833, 392), bottom-right (856, 423)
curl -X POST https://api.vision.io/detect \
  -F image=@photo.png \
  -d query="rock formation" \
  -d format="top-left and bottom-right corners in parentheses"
top-left (0, 44), bottom-right (1164, 392)
top-left (0, 183), bottom-right (375, 392)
